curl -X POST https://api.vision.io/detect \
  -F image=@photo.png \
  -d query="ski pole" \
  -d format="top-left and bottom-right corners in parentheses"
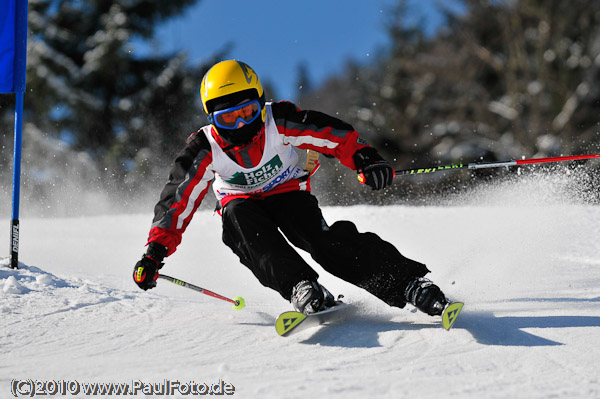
top-left (158, 274), bottom-right (245, 310)
top-left (393, 153), bottom-right (600, 177)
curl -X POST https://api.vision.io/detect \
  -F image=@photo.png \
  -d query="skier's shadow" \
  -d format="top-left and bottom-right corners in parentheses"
top-left (299, 302), bottom-right (600, 348)
top-left (299, 314), bottom-right (441, 348)
top-left (457, 312), bottom-right (600, 346)
top-left (461, 296), bottom-right (600, 346)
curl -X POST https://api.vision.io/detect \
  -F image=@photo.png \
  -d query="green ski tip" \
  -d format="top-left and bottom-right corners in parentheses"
top-left (442, 302), bottom-right (464, 330)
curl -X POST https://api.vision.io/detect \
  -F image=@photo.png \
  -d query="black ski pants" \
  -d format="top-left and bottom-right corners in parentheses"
top-left (221, 191), bottom-right (429, 308)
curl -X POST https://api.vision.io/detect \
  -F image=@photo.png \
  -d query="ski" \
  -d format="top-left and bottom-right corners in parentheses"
top-left (275, 300), bottom-right (463, 336)
top-left (275, 301), bottom-right (350, 337)
top-left (442, 301), bottom-right (464, 330)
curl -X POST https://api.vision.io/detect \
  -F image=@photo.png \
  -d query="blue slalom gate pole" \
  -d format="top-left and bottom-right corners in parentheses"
top-left (7, 0), bottom-right (29, 269)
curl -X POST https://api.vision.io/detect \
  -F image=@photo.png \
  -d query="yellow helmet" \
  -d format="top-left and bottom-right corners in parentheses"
top-left (200, 60), bottom-right (265, 114)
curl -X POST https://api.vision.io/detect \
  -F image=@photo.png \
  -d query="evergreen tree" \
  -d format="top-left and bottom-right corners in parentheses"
top-left (299, 0), bottom-right (600, 205)
top-left (3, 0), bottom-right (219, 194)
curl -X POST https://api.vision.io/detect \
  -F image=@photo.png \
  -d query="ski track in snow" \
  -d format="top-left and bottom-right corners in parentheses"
top-left (1, 180), bottom-right (600, 398)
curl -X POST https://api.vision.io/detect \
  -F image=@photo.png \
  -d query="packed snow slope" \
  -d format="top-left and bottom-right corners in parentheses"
top-left (1, 171), bottom-right (600, 399)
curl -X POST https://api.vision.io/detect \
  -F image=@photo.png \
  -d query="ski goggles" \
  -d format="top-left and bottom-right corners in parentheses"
top-left (209, 99), bottom-right (262, 129)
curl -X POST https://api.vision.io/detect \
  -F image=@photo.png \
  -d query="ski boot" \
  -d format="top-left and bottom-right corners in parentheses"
top-left (404, 277), bottom-right (448, 316)
top-left (291, 280), bottom-right (336, 314)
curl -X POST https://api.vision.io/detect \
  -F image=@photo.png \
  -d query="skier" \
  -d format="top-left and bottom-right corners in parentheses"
top-left (133, 60), bottom-right (448, 316)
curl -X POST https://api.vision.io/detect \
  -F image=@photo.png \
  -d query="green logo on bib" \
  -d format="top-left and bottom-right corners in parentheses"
top-left (226, 155), bottom-right (283, 188)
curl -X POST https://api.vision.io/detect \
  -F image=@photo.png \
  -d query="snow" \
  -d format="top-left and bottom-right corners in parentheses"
top-left (1, 173), bottom-right (600, 398)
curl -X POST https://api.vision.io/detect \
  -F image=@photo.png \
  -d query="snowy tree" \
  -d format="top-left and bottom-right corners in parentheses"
top-left (298, 0), bottom-right (600, 204)
top-left (1, 0), bottom-right (220, 198)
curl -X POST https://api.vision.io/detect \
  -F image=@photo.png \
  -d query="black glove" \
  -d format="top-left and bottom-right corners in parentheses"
top-left (353, 147), bottom-right (395, 190)
top-left (133, 242), bottom-right (167, 291)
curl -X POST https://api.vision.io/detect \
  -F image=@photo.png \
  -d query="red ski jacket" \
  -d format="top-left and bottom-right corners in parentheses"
top-left (147, 100), bottom-right (369, 256)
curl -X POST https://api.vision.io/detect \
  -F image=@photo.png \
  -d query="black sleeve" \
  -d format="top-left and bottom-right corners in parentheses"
top-left (271, 100), bottom-right (356, 139)
top-left (152, 130), bottom-right (211, 223)
top-left (270, 101), bottom-right (369, 167)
